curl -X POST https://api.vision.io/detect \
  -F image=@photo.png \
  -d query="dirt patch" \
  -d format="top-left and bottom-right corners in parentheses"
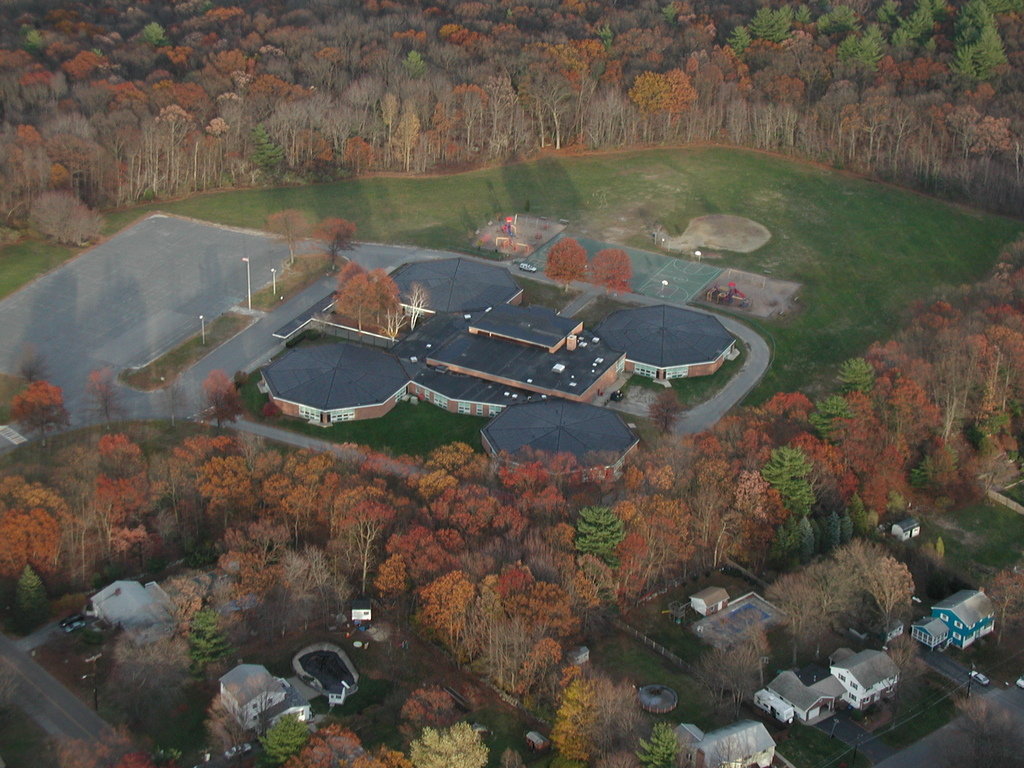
top-left (698, 266), bottom-right (801, 319)
top-left (664, 214), bottom-right (771, 254)
top-left (473, 214), bottom-right (566, 258)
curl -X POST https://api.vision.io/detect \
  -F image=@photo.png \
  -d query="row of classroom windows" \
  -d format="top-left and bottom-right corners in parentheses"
top-left (296, 393), bottom-right (505, 422)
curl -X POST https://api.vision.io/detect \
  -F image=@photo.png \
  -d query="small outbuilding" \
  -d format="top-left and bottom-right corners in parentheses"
top-left (690, 586), bottom-right (730, 616)
top-left (525, 731), bottom-right (550, 752)
top-left (350, 599), bottom-right (372, 623)
top-left (891, 518), bottom-right (921, 541)
top-left (567, 646), bottom-right (590, 665)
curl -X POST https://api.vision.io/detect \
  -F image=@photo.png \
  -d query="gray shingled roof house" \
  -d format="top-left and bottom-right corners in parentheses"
top-left (481, 400), bottom-right (638, 472)
top-left (676, 720), bottom-right (776, 768)
top-left (390, 257), bottom-right (522, 314)
top-left (219, 663), bottom-right (311, 732)
top-left (595, 304), bottom-right (735, 379)
top-left (829, 648), bottom-right (900, 709)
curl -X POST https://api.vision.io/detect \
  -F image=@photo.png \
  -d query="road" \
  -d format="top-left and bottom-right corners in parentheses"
top-left (0, 632), bottom-right (111, 742)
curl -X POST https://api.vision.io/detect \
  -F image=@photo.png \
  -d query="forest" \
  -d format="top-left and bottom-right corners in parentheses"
top-left (1, 0), bottom-right (1023, 240)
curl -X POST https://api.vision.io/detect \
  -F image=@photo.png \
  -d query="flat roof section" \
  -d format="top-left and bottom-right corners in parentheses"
top-left (481, 400), bottom-right (638, 464)
top-left (262, 342), bottom-right (409, 410)
top-left (596, 304), bottom-right (734, 368)
top-left (470, 305), bottom-right (580, 349)
top-left (390, 257), bottom-right (522, 314)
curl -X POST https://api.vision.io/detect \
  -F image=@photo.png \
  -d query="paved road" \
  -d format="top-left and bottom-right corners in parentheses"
top-left (0, 632), bottom-right (111, 742)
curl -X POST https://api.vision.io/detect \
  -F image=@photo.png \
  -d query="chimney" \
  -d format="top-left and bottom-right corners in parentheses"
top-left (567, 334), bottom-right (577, 351)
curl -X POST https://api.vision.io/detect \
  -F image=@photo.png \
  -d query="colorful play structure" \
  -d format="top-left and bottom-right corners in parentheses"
top-left (706, 281), bottom-right (751, 308)
top-left (495, 215), bottom-right (533, 254)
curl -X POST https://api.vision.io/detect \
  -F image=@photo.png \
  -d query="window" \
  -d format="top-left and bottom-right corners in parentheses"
top-left (666, 365), bottom-right (690, 379)
top-left (332, 409), bottom-right (355, 422)
top-left (298, 405), bottom-right (320, 420)
top-left (634, 363), bottom-right (658, 378)
top-left (954, 621), bottom-right (963, 629)
top-left (491, 405), bottom-right (503, 414)
top-left (434, 394), bottom-right (449, 409)
top-left (953, 632), bottom-right (961, 640)
top-left (458, 402), bottom-right (470, 414)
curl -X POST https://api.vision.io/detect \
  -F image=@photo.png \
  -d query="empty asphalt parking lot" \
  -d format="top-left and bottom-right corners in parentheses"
top-left (0, 214), bottom-right (290, 414)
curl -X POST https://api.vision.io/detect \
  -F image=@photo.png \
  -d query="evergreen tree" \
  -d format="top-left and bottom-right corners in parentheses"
top-left (761, 446), bottom-right (815, 517)
top-left (728, 25), bottom-right (753, 54)
top-left (896, 0), bottom-right (935, 45)
top-left (877, 0), bottom-right (901, 26)
top-left (794, 4), bottom-right (814, 24)
top-left (404, 51), bottom-right (426, 79)
top-left (856, 25), bottom-right (887, 68)
top-left (21, 26), bottom-right (43, 53)
top-left (839, 512), bottom-right (854, 543)
top-left (955, 0), bottom-right (994, 46)
top-left (837, 357), bottom-right (875, 393)
top-left (188, 608), bottom-right (232, 673)
top-left (749, 6), bottom-right (793, 42)
top-left (259, 714), bottom-right (310, 766)
top-left (771, 516), bottom-right (803, 566)
top-left (15, 565), bottom-right (48, 633)
top-left (846, 494), bottom-right (877, 535)
top-left (935, 536), bottom-right (946, 559)
top-left (637, 722), bottom-right (678, 768)
top-left (141, 22), bottom-right (169, 47)
top-left (837, 34), bottom-right (863, 62)
top-left (818, 5), bottom-right (861, 35)
top-left (251, 125), bottom-right (284, 175)
top-left (574, 506), bottom-right (626, 566)
top-left (971, 25), bottom-right (1008, 77)
top-left (823, 511), bottom-right (841, 552)
top-left (809, 394), bottom-right (853, 438)
top-left (799, 517), bottom-right (816, 562)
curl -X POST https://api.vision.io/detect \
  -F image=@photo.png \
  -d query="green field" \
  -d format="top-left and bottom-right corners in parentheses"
top-left (923, 503), bottom-right (1024, 577)
top-left (6, 147), bottom-right (1020, 398)
top-left (0, 239), bottom-right (75, 300)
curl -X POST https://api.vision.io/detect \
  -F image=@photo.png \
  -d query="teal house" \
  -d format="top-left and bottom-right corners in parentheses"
top-left (911, 590), bottom-right (994, 650)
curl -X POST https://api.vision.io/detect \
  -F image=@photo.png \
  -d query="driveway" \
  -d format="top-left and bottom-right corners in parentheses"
top-left (813, 709), bottom-right (897, 763)
top-left (0, 631), bottom-right (111, 742)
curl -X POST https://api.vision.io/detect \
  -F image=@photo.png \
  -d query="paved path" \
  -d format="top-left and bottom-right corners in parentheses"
top-left (0, 632), bottom-right (111, 742)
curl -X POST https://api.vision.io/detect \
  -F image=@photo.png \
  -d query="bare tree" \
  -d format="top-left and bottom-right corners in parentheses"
top-left (697, 630), bottom-right (768, 716)
top-left (940, 697), bottom-right (1024, 768)
top-left (383, 306), bottom-right (407, 340)
top-left (835, 540), bottom-right (915, 633)
top-left (406, 282), bottom-right (431, 330)
top-left (206, 692), bottom-right (251, 750)
top-left (767, 571), bottom-right (828, 665)
top-left (29, 191), bottom-right (102, 245)
top-left (0, 658), bottom-right (19, 718)
top-left (86, 367), bottom-right (125, 424)
top-left (163, 374), bottom-right (187, 426)
top-left (266, 209), bottom-right (312, 266)
top-left (885, 634), bottom-right (927, 711)
top-left (17, 343), bottom-right (47, 382)
top-left (588, 674), bottom-right (646, 755)
top-left (106, 634), bottom-right (190, 733)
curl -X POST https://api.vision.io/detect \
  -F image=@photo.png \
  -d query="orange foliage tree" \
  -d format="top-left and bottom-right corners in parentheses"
top-left (545, 238), bottom-right (588, 291)
top-left (11, 380), bottom-right (69, 441)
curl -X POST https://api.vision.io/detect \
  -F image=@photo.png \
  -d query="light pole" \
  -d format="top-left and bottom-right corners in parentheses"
top-left (242, 257), bottom-right (251, 310)
top-left (695, 249), bottom-right (702, 262)
top-left (84, 652), bottom-right (101, 710)
top-left (271, 268), bottom-right (277, 297)
top-left (199, 314), bottom-right (205, 345)
top-left (661, 279), bottom-right (669, 296)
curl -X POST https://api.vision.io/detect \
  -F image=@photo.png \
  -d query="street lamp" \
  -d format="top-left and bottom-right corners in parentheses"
top-left (271, 268), bottom-right (277, 297)
top-left (199, 314), bottom-right (205, 345)
top-left (242, 257), bottom-right (251, 310)
top-left (83, 652), bottom-right (101, 710)
top-left (695, 249), bottom-right (702, 262)
top-left (661, 279), bottom-right (669, 296)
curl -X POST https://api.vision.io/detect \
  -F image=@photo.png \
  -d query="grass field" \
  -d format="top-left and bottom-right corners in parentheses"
top-left (922, 503), bottom-right (1024, 578)
top-left (0, 371), bottom-right (26, 422)
top-left (880, 674), bottom-right (958, 749)
top-left (0, 239), bottom-right (75, 300)
top-left (0, 708), bottom-right (59, 768)
top-left (777, 724), bottom-right (871, 768)
top-left (6, 147), bottom-right (1020, 399)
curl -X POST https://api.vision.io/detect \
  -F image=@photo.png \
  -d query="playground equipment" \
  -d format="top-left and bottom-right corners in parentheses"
top-left (706, 281), bottom-right (751, 308)
top-left (667, 601), bottom-right (687, 625)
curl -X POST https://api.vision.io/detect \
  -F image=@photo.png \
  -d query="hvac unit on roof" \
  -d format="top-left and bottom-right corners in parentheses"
top-left (511, 394), bottom-right (518, 398)
top-left (592, 337), bottom-right (600, 343)
top-left (464, 314), bottom-right (472, 319)
top-left (410, 356), bottom-right (418, 363)
top-left (503, 392), bottom-right (510, 396)
top-left (552, 363), bottom-right (566, 373)
top-left (426, 343), bottom-right (432, 348)
top-left (569, 382), bottom-right (577, 387)
top-left (595, 357), bottom-right (604, 364)
top-left (526, 378), bottom-right (533, 383)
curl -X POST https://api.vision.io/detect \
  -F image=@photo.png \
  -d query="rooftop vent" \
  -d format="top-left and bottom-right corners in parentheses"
top-left (410, 356), bottom-right (418, 363)
top-left (426, 343), bottom-right (432, 349)
top-left (503, 392), bottom-right (510, 396)
top-left (595, 357), bottom-right (604, 364)
top-left (592, 337), bottom-right (600, 343)
top-left (569, 382), bottom-right (577, 387)
top-left (485, 306), bottom-right (493, 312)
top-left (526, 378), bottom-right (533, 383)
top-left (464, 314), bottom-right (471, 320)
top-left (511, 394), bottom-right (518, 398)
top-left (541, 394), bottom-right (547, 399)
top-left (552, 363), bottom-right (566, 373)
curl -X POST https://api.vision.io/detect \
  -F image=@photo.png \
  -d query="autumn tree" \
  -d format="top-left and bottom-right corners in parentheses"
top-left (203, 370), bottom-right (242, 427)
top-left (591, 249), bottom-right (633, 293)
top-left (11, 380), bottom-right (69, 442)
top-left (575, 506), bottom-right (625, 566)
top-left (409, 722), bottom-right (488, 768)
top-left (648, 389), bottom-right (682, 433)
top-left (546, 238), bottom-right (588, 291)
top-left (106, 635), bottom-right (190, 734)
top-left (205, 693), bottom-right (249, 752)
top-left (266, 210), bottom-right (312, 266)
top-left (314, 217), bottom-right (357, 269)
top-left (334, 266), bottom-right (399, 331)
top-left (86, 367), bottom-right (124, 424)
top-left (550, 678), bottom-right (596, 764)
top-left (400, 685), bottom-right (461, 737)
top-left (30, 192), bottom-right (102, 245)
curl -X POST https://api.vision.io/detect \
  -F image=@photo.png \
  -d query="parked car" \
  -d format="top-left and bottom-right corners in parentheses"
top-left (609, 390), bottom-right (624, 402)
top-left (1015, 675), bottom-right (1024, 689)
top-left (969, 670), bottom-right (990, 686)
top-left (518, 262), bottom-right (538, 272)
top-left (59, 614), bottom-right (87, 633)
top-left (224, 743), bottom-right (252, 759)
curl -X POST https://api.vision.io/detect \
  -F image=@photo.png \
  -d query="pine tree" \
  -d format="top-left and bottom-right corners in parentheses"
top-left (15, 565), bottom-right (48, 633)
top-left (749, 6), bottom-right (793, 42)
top-left (818, 5), bottom-right (861, 35)
top-left (809, 394), bottom-right (853, 438)
top-left (141, 22), bottom-right (169, 47)
top-left (188, 608), bottom-right (232, 673)
top-left (837, 357), bottom-right (875, 393)
top-left (877, 0), bottom-right (901, 26)
top-left (575, 506), bottom-right (626, 566)
top-left (260, 714), bottom-right (310, 765)
top-left (799, 517), bottom-right (816, 562)
top-left (637, 722), bottom-right (678, 768)
top-left (857, 25), bottom-right (887, 68)
top-left (761, 446), bottom-right (815, 517)
top-left (404, 51), bottom-right (426, 79)
top-left (728, 25), bottom-right (752, 54)
top-left (846, 494), bottom-right (877, 535)
top-left (251, 125), bottom-right (284, 175)
top-left (823, 511), bottom-right (841, 552)
top-left (771, 516), bottom-right (803, 566)
top-left (839, 512), bottom-right (854, 544)
top-left (794, 4), bottom-right (814, 24)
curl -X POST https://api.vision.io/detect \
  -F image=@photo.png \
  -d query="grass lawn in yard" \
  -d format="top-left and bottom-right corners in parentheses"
top-left (0, 708), bottom-right (59, 768)
top-left (512, 275), bottom-right (579, 311)
top-left (251, 251), bottom-right (332, 311)
top-left (120, 312), bottom-right (253, 391)
top-left (0, 371), bottom-right (26, 422)
top-left (95, 146), bottom-right (1020, 399)
top-left (921, 503), bottom-right (1024, 578)
top-left (242, 376), bottom-right (485, 455)
top-left (775, 723), bottom-right (871, 768)
top-left (0, 238), bottom-right (75, 299)
top-left (148, 682), bottom-right (212, 759)
top-left (880, 673), bottom-right (958, 749)
top-left (570, 294), bottom-right (636, 326)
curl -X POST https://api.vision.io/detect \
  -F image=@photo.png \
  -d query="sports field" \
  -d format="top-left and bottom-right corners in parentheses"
top-left (7, 147), bottom-right (1020, 399)
top-left (531, 234), bottom-right (722, 302)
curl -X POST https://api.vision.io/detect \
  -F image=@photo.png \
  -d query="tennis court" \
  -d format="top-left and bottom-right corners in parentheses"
top-left (531, 234), bottom-right (721, 304)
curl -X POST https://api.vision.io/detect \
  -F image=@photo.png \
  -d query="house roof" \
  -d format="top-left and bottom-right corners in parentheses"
top-left (912, 617), bottom-right (948, 637)
top-left (481, 400), bottom-right (638, 465)
top-left (691, 587), bottom-right (729, 605)
top-left (390, 257), bottom-right (522, 313)
top-left (470, 305), bottom-right (579, 348)
top-left (831, 649), bottom-right (899, 689)
top-left (767, 671), bottom-right (842, 712)
top-left (261, 342), bottom-right (409, 411)
top-left (932, 590), bottom-right (994, 627)
top-left (595, 304), bottom-right (734, 368)
top-left (91, 580), bottom-right (173, 631)
top-left (894, 517), bottom-right (920, 530)
top-left (691, 720), bottom-right (776, 768)
top-left (220, 664), bottom-right (280, 708)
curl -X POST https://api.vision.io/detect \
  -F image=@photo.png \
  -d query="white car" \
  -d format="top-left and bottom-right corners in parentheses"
top-left (1016, 675), bottom-right (1024, 689)
top-left (224, 743), bottom-right (252, 759)
top-left (518, 262), bottom-right (538, 272)
top-left (969, 670), bottom-right (990, 686)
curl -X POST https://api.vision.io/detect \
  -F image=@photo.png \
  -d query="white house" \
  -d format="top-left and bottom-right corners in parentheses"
top-left (829, 648), bottom-right (900, 709)
top-left (758, 670), bottom-right (844, 723)
top-left (675, 720), bottom-right (776, 768)
top-left (891, 518), bottom-right (921, 541)
top-left (690, 587), bottom-right (730, 617)
top-left (88, 580), bottom-right (174, 640)
top-left (220, 664), bottom-right (312, 732)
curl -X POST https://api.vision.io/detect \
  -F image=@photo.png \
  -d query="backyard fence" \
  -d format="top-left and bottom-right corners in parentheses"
top-left (612, 617), bottom-right (696, 675)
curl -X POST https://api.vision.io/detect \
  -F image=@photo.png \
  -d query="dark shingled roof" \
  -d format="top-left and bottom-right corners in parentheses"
top-left (482, 400), bottom-right (637, 464)
top-left (262, 343), bottom-right (409, 410)
top-left (595, 304), bottom-right (734, 368)
top-left (390, 257), bottom-right (522, 314)
top-left (413, 368), bottom-right (534, 407)
top-left (470, 305), bottom-right (579, 348)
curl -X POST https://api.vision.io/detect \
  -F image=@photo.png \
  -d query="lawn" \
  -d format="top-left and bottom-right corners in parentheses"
top-left (571, 294), bottom-right (635, 327)
top-left (0, 371), bottom-right (26, 422)
top-left (251, 251), bottom-right (332, 311)
top-left (120, 312), bottom-right (253, 390)
top-left (242, 377), bottom-right (485, 455)
top-left (775, 724), bottom-right (871, 768)
top-left (512, 274), bottom-right (579, 311)
top-left (880, 674), bottom-right (958, 749)
top-left (0, 238), bottom-right (75, 299)
top-left (91, 147), bottom-right (1020, 399)
top-left (922, 503), bottom-right (1024, 577)
top-left (0, 708), bottom-right (59, 768)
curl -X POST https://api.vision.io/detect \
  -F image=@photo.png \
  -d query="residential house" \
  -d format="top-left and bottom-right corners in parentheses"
top-left (829, 648), bottom-right (900, 709)
top-left (690, 587), bottom-right (730, 617)
top-left (87, 580), bottom-right (174, 640)
top-left (891, 518), bottom-right (921, 541)
top-left (757, 671), bottom-right (844, 723)
top-left (911, 590), bottom-right (994, 650)
top-left (675, 720), bottom-right (776, 768)
top-left (219, 664), bottom-right (311, 732)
